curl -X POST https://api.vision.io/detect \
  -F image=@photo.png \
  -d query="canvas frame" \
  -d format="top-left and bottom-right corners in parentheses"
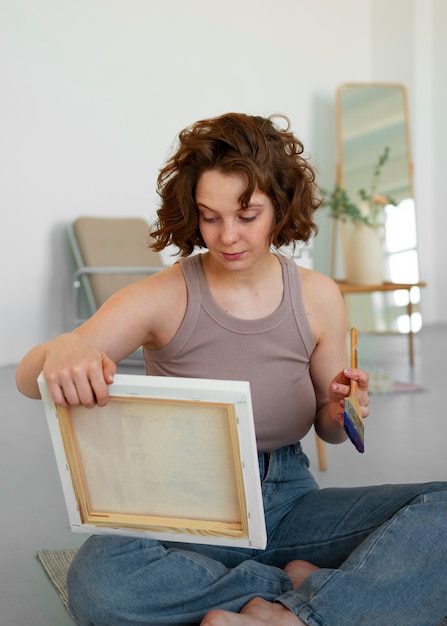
top-left (38, 373), bottom-right (266, 549)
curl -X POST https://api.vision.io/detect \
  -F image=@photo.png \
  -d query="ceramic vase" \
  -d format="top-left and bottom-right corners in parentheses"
top-left (345, 222), bottom-right (383, 284)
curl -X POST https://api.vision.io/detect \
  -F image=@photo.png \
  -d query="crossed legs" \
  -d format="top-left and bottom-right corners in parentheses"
top-left (67, 446), bottom-right (447, 626)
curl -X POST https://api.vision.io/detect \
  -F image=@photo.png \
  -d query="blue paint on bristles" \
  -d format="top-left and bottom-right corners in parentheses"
top-left (343, 328), bottom-right (365, 454)
top-left (344, 404), bottom-right (365, 453)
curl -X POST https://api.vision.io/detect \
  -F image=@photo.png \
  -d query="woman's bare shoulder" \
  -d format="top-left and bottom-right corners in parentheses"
top-left (144, 261), bottom-right (186, 292)
top-left (90, 262), bottom-right (188, 352)
top-left (136, 262), bottom-right (188, 338)
top-left (110, 261), bottom-right (186, 304)
top-left (296, 265), bottom-right (342, 298)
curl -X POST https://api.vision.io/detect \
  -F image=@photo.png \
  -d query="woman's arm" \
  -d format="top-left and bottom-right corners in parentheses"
top-left (15, 332), bottom-right (118, 406)
top-left (299, 267), bottom-right (370, 444)
top-left (16, 264), bottom-right (187, 407)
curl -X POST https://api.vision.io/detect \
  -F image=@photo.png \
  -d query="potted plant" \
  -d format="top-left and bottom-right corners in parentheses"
top-left (321, 146), bottom-right (395, 229)
top-left (321, 147), bottom-right (396, 284)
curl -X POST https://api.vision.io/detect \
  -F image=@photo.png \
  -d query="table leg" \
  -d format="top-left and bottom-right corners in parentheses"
top-left (315, 433), bottom-right (327, 471)
top-left (408, 294), bottom-right (414, 365)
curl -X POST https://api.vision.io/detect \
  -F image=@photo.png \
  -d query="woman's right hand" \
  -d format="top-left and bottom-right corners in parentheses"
top-left (16, 332), bottom-right (117, 408)
top-left (41, 333), bottom-right (117, 408)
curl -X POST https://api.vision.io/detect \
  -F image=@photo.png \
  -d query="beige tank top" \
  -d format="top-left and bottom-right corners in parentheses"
top-left (144, 253), bottom-right (316, 452)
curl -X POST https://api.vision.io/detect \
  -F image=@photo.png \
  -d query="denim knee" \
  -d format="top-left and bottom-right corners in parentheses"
top-left (67, 536), bottom-right (163, 625)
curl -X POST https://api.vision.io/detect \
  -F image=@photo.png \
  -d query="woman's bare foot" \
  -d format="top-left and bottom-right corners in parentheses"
top-left (199, 561), bottom-right (319, 625)
top-left (200, 597), bottom-right (305, 625)
top-left (284, 559), bottom-right (319, 589)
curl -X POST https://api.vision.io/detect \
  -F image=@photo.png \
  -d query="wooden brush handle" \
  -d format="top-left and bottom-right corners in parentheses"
top-left (350, 328), bottom-right (358, 369)
top-left (350, 328), bottom-right (359, 395)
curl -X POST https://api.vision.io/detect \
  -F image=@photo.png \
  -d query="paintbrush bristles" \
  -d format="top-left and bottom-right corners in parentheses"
top-left (344, 398), bottom-right (364, 453)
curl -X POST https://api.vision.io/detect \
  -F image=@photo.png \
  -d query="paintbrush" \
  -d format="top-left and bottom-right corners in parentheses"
top-left (343, 328), bottom-right (365, 453)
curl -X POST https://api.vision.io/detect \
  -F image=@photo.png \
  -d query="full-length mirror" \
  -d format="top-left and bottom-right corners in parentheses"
top-left (336, 82), bottom-right (422, 334)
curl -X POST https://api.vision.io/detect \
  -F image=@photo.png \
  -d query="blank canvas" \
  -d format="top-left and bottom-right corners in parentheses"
top-left (38, 374), bottom-right (266, 549)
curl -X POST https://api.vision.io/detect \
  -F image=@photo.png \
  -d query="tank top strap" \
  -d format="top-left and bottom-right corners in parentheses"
top-left (277, 254), bottom-right (315, 358)
top-left (143, 256), bottom-right (202, 362)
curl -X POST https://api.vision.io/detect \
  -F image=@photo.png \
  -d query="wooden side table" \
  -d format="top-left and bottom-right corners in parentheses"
top-left (335, 281), bottom-right (426, 365)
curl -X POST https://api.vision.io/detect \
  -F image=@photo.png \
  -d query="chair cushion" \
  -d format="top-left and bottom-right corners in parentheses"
top-left (73, 217), bottom-right (163, 306)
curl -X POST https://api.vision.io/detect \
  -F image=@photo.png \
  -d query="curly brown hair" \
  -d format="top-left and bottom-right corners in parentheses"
top-left (151, 112), bottom-right (320, 256)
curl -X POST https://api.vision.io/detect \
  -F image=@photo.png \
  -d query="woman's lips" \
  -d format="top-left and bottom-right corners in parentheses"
top-left (221, 252), bottom-right (244, 261)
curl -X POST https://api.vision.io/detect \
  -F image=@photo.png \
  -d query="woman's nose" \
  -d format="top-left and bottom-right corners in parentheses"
top-left (220, 220), bottom-right (239, 245)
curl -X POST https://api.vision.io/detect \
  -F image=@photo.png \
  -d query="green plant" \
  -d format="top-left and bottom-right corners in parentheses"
top-left (321, 146), bottom-right (396, 229)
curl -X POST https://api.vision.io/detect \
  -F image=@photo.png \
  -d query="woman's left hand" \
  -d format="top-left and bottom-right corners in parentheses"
top-left (328, 368), bottom-right (370, 426)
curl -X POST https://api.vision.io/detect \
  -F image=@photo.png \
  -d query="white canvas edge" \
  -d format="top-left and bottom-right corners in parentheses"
top-left (38, 373), bottom-right (267, 549)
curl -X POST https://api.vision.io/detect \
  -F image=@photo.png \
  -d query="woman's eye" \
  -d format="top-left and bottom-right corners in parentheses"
top-left (240, 215), bottom-right (257, 223)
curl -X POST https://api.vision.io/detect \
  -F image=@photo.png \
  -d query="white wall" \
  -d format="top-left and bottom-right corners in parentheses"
top-left (0, 0), bottom-right (444, 366)
top-left (431, 0), bottom-right (447, 321)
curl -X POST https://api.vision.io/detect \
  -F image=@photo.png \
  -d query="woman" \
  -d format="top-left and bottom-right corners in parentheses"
top-left (16, 113), bottom-right (447, 626)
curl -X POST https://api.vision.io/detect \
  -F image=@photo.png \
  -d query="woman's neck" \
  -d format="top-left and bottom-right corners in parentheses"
top-left (200, 252), bottom-right (284, 319)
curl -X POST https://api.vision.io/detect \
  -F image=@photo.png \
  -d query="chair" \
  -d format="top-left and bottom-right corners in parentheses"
top-left (65, 216), bottom-right (165, 362)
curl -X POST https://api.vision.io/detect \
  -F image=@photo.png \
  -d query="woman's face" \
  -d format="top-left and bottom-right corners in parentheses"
top-left (195, 169), bottom-right (276, 272)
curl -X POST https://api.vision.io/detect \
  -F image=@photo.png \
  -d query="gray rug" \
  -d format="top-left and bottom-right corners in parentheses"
top-left (36, 548), bottom-right (447, 625)
top-left (36, 548), bottom-right (77, 618)
top-left (368, 369), bottom-right (425, 394)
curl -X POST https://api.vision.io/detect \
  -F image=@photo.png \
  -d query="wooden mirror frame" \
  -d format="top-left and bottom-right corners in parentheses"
top-left (333, 82), bottom-right (421, 334)
top-left (336, 82), bottom-right (413, 200)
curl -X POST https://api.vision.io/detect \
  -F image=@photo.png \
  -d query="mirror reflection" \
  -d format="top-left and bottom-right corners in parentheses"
top-left (336, 83), bottom-right (422, 334)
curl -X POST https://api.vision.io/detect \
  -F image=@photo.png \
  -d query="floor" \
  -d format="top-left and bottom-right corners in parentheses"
top-left (1, 324), bottom-right (446, 625)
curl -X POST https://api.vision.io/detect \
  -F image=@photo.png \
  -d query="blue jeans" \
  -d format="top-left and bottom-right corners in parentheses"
top-left (67, 443), bottom-right (447, 625)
